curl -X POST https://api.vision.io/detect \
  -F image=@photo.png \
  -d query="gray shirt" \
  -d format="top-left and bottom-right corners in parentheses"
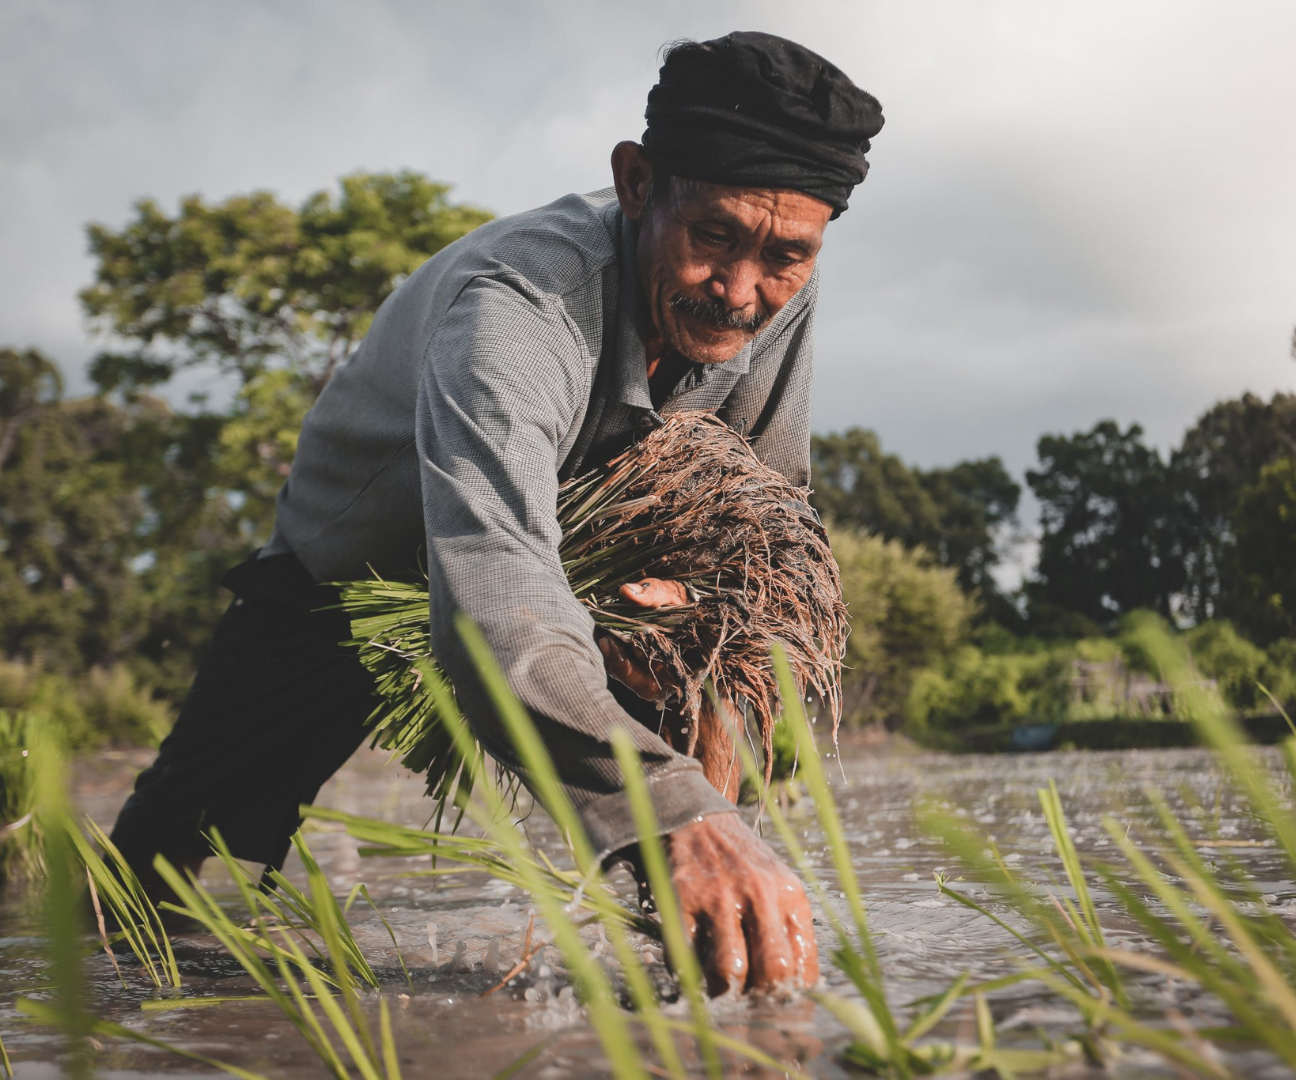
top-left (269, 189), bottom-right (818, 856)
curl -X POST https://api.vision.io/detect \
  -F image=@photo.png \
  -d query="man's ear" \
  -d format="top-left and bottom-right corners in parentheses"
top-left (611, 141), bottom-right (654, 221)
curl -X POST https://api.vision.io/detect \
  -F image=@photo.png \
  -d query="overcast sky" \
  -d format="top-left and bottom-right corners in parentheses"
top-left (3, 0), bottom-right (1294, 491)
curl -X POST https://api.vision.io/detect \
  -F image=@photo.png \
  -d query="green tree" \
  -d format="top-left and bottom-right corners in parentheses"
top-left (1230, 457), bottom-right (1296, 644)
top-left (72, 173), bottom-right (493, 696)
top-left (1170, 393), bottom-right (1296, 622)
top-left (828, 524), bottom-right (974, 725)
top-left (0, 348), bottom-right (152, 668)
top-left (0, 172), bottom-right (493, 715)
top-left (810, 428), bottom-right (1020, 607)
top-left (1026, 420), bottom-right (1180, 628)
top-left (81, 171), bottom-right (493, 394)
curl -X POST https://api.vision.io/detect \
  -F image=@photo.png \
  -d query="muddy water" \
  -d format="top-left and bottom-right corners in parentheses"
top-left (1, 744), bottom-right (1292, 1078)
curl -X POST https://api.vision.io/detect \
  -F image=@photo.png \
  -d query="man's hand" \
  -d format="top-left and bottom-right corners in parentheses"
top-left (597, 577), bottom-right (691, 702)
top-left (665, 811), bottom-right (819, 996)
top-left (619, 577), bottom-right (690, 609)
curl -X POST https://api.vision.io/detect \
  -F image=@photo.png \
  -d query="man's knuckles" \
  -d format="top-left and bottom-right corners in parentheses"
top-left (620, 578), bottom-right (690, 609)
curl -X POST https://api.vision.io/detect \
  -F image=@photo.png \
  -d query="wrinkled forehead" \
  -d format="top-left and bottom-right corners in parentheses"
top-left (666, 175), bottom-right (834, 241)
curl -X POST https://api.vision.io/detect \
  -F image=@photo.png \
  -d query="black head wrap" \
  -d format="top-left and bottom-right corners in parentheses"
top-left (641, 32), bottom-right (883, 218)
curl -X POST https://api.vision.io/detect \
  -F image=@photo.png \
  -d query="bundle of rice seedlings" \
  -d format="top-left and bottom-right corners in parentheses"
top-left (340, 411), bottom-right (848, 810)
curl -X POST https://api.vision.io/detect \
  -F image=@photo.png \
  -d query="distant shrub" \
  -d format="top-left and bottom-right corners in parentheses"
top-left (0, 658), bottom-right (171, 749)
top-left (1184, 620), bottom-right (1268, 710)
top-left (0, 709), bottom-right (42, 881)
top-left (828, 525), bottom-right (974, 726)
top-left (1261, 638), bottom-right (1296, 711)
top-left (905, 646), bottom-right (1070, 731)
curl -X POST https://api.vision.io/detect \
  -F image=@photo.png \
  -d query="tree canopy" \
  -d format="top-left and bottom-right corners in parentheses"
top-left (1025, 420), bottom-right (1181, 629)
top-left (81, 171), bottom-right (493, 395)
top-left (810, 427), bottom-right (1020, 610)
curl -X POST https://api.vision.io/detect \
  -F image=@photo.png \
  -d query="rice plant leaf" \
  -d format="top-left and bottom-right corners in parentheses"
top-left (1167, 851), bottom-right (1296, 1037)
top-left (1258, 682), bottom-right (1296, 739)
top-left (973, 993), bottom-right (996, 1073)
top-left (1029, 971), bottom-right (1228, 1079)
top-left (427, 646), bottom-right (650, 1080)
top-left (903, 972), bottom-right (969, 1042)
top-left (924, 820), bottom-right (1092, 998)
top-left (491, 1037), bottom-right (555, 1080)
top-left (610, 728), bottom-right (719, 1080)
top-left (770, 645), bottom-right (877, 977)
top-left (346, 882), bottom-right (413, 987)
top-left (140, 996), bottom-right (280, 1010)
top-left (811, 991), bottom-right (889, 1057)
top-left (28, 730), bottom-right (92, 1073)
top-left (1135, 622), bottom-right (1296, 866)
top-left (653, 1017), bottom-right (820, 1080)
top-left (379, 997), bottom-right (402, 1080)
top-left (70, 818), bottom-right (180, 989)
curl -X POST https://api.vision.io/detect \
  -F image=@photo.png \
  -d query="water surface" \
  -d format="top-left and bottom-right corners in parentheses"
top-left (1, 744), bottom-right (1291, 1078)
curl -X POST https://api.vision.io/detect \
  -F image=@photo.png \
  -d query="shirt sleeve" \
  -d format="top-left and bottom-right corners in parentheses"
top-left (416, 275), bottom-right (736, 857)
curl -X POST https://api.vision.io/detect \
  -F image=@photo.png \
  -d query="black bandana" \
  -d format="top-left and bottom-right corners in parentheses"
top-left (641, 32), bottom-right (884, 218)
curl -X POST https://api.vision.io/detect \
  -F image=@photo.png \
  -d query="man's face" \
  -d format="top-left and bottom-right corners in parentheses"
top-left (635, 176), bottom-right (832, 365)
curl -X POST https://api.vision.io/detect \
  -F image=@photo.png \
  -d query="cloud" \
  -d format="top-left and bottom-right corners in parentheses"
top-left (1, 0), bottom-right (1293, 487)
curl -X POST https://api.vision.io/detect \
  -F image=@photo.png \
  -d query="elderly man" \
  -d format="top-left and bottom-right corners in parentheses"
top-left (110, 31), bottom-right (883, 995)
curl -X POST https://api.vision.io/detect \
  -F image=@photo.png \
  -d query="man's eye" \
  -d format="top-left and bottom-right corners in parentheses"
top-left (695, 228), bottom-right (728, 246)
top-left (767, 250), bottom-right (801, 268)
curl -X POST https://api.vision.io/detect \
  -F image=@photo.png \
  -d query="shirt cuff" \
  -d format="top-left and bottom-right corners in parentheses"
top-left (577, 762), bottom-right (739, 861)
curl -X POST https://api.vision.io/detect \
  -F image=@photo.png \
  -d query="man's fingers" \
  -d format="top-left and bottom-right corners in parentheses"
top-left (596, 634), bottom-right (636, 684)
top-left (597, 632), bottom-right (669, 702)
top-left (784, 890), bottom-right (820, 987)
top-left (697, 903), bottom-right (749, 997)
top-left (620, 578), bottom-right (691, 609)
top-left (744, 894), bottom-right (797, 989)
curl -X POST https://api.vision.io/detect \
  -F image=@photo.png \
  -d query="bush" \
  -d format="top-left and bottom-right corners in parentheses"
top-left (1184, 620), bottom-right (1267, 710)
top-left (1261, 638), bottom-right (1296, 711)
top-left (905, 646), bottom-right (1071, 731)
top-left (828, 525), bottom-right (973, 726)
top-left (0, 658), bottom-right (171, 749)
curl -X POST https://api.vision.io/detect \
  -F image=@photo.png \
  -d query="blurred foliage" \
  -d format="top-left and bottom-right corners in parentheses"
top-left (906, 614), bottom-right (1296, 733)
top-left (81, 171), bottom-right (493, 394)
top-left (810, 428), bottom-right (1020, 620)
top-left (827, 525), bottom-right (974, 726)
top-left (1231, 456), bottom-right (1296, 644)
top-left (0, 659), bottom-right (170, 749)
top-left (0, 175), bottom-right (491, 735)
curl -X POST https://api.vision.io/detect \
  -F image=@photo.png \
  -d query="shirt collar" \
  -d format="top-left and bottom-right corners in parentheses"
top-left (612, 212), bottom-right (752, 411)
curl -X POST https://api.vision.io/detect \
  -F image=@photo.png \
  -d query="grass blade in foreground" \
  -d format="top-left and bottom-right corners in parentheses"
top-left (718, 665), bottom-right (1083, 1077)
top-left (920, 618), bottom-right (1296, 1075)
top-left (437, 630), bottom-right (822, 1080)
top-left (428, 640), bottom-right (653, 1080)
top-left (26, 730), bottom-right (91, 1078)
top-left (0, 710), bottom-right (43, 883)
top-left (153, 837), bottom-right (402, 1080)
top-left (67, 817), bottom-right (181, 989)
top-left (610, 727), bottom-right (721, 1080)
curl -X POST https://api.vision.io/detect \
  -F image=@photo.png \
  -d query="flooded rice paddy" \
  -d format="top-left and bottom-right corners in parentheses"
top-left (1, 743), bottom-right (1292, 1078)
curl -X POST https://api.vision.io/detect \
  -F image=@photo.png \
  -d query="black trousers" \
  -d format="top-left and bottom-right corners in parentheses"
top-left (109, 552), bottom-right (378, 879)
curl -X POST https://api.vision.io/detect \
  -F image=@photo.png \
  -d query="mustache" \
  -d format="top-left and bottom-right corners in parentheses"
top-left (669, 293), bottom-right (768, 333)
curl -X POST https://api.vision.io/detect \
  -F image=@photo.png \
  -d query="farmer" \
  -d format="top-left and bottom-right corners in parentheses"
top-left (111, 31), bottom-right (883, 996)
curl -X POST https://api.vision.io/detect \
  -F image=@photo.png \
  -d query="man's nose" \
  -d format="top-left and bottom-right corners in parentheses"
top-left (705, 258), bottom-right (761, 316)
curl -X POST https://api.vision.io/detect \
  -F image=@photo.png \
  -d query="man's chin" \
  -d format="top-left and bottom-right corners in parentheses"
top-left (673, 325), bottom-right (753, 365)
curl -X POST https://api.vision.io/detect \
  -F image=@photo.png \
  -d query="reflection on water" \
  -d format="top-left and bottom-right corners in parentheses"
top-left (1, 744), bottom-right (1292, 1078)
